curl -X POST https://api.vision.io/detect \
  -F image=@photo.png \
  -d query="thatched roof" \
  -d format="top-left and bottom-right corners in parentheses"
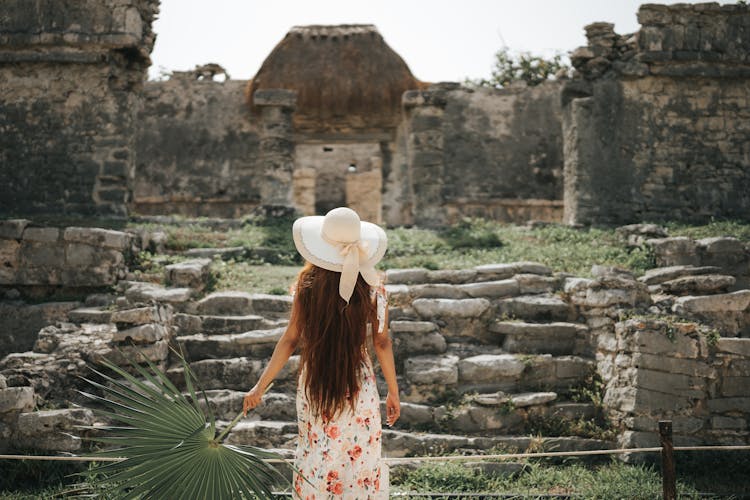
top-left (247, 25), bottom-right (426, 136)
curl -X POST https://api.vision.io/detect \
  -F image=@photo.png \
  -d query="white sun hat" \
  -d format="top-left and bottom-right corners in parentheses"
top-left (292, 207), bottom-right (388, 303)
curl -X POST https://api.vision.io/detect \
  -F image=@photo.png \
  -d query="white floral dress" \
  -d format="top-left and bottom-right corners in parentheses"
top-left (293, 286), bottom-right (389, 500)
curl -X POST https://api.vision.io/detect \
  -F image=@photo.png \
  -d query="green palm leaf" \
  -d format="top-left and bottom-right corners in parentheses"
top-left (74, 346), bottom-right (292, 499)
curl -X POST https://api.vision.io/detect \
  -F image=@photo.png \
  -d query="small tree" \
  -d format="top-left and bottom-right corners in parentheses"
top-left (469, 48), bottom-right (569, 89)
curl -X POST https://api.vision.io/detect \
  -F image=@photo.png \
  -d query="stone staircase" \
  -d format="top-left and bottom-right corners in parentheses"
top-left (123, 261), bottom-right (616, 459)
top-left (5, 253), bottom-right (749, 463)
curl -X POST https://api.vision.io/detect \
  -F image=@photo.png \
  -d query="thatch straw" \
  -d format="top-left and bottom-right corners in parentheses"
top-left (246, 25), bottom-right (427, 135)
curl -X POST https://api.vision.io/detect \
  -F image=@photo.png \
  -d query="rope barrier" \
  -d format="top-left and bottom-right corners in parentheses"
top-left (2, 444), bottom-right (749, 465)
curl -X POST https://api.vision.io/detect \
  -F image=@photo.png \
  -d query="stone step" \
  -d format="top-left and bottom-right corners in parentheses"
top-left (177, 328), bottom-right (285, 361)
top-left (393, 393), bottom-right (599, 435)
top-left (174, 312), bottom-right (284, 336)
top-left (496, 293), bottom-right (576, 322)
top-left (403, 353), bottom-right (595, 403)
top-left (199, 390), bottom-right (297, 422)
top-left (638, 265), bottom-right (722, 286)
top-left (490, 321), bottom-right (588, 355)
top-left (382, 429), bottom-right (613, 458)
top-left (386, 262), bottom-right (553, 285)
top-left (655, 273), bottom-right (736, 296)
top-left (222, 419), bottom-right (299, 449)
top-left (166, 355), bottom-right (300, 392)
top-left (219, 417), bottom-right (613, 456)
top-left (195, 291), bottom-right (292, 319)
top-left (68, 307), bottom-right (112, 324)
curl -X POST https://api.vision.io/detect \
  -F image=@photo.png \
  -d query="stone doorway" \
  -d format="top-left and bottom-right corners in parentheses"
top-left (294, 142), bottom-right (382, 223)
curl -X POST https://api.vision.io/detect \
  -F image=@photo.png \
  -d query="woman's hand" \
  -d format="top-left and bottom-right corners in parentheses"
top-left (243, 384), bottom-right (265, 416)
top-left (385, 391), bottom-right (400, 427)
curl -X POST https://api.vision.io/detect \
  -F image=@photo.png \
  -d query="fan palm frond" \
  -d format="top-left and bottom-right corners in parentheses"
top-left (74, 346), bottom-right (290, 499)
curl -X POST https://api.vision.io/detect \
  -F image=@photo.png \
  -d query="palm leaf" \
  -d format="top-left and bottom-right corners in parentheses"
top-left (74, 345), bottom-right (293, 499)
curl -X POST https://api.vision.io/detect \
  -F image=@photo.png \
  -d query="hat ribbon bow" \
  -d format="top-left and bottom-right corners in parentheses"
top-left (322, 233), bottom-right (372, 303)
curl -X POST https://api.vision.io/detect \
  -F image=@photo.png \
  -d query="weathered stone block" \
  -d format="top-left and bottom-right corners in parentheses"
top-left (112, 323), bottom-right (167, 343)
top-left (412, 298), bottom-right (490, 318)
top-left (425, 269), bottom-right (477, 284)
top-left (111, 306), bottom-right (168, 325)
top-left (661, 274), bottom-right (735, 294)
top-left (0, 386), bottom-right (35, 413)
top-left (646, 237), bottom-right (700, 266)
top-left (638, 265), bottom-right (722, 286)
top-left (497, 294), bottom-right (572, 322)
top-left (672, 290), bottom-right (750, 314)
top-left (386, 268), bottom-right (428, 285)
top-left (390, 321), bottom-right (438, 333)
top-left (405, 355), bottom-right (458, 385)
top-left (63, 227), bottom-right (132, 250)
top-left (410, 284), bottom-right (468, 299)
top-left (22, 227), bottom-right (59, 242)
top-left (457, 279), bottom-right (519, 298)
top-left (165, 258), bottom-right (212, 289)
top-left (196, 291), bottom-right (253, 315)
top-left (125, 282), bottom-right (193, 305)
top-left (0, 219), bottom-right (30, 239)
top-left (716, 338), bottom-right (750, 357)
top-left (458, 354), bottom-right (525, 383)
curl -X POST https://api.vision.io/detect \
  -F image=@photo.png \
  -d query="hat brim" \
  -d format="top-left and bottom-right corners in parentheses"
top-left (292, 216), bottom-right (387, 273)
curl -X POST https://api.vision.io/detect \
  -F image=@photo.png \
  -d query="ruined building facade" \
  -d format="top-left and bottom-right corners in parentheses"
top-left (1, 2), bottom-right (749, 226)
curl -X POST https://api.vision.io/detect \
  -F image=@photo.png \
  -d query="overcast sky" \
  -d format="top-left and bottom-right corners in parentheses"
top-left (148, 0), bottom-right (709, 83)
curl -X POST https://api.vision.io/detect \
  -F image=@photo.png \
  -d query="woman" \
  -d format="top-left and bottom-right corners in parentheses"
top-left (243, 207), bottom-right (400, 499)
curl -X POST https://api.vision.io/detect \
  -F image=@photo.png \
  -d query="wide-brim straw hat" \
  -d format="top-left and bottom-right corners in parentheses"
top-left (292, 207), bottom-right (387, 302)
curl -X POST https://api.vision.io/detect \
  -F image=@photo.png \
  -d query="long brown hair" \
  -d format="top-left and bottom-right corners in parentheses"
top-left (291, 262), bottom-right (376, 420)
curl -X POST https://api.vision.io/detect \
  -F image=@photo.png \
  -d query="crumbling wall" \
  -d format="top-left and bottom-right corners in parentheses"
top-left (600, 318), bottom-right (750, 449)
top-left (400, 81), bottom-right (565, 227)
top-left (135, 76), bottom-right (264, 217)
top-left (0, 0), bottom-right (158, 217)
top-left (563, 3), bottom-right (750, 226)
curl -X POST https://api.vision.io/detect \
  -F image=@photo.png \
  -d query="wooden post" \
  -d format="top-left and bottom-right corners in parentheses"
top-left (659, 420), bottom-right (676, 500)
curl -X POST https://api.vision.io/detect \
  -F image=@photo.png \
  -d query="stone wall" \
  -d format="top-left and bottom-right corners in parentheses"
top-left (0, 0), bottom-right (158, 217)
top-left (0, 220), bottom-right (136, 356)
top-left (600, 318), bottom-right (750, 449)
top-left (398, 82), bottom-right (565, 227)
top-left (563, 3), bottom-right (750, 226)
top-left (134, 76), bottom-right (264, 217)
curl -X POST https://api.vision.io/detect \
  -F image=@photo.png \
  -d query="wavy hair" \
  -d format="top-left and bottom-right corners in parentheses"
top-left (291, 262), bottom-right (376, 421)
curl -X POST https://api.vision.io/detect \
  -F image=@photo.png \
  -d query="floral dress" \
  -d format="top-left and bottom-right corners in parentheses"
top-left (293, 286), bottom-right (389, 500)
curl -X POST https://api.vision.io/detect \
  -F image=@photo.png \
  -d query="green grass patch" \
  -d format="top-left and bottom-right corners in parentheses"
top-left (391, 460), bottom-right (705, 499)
top-left (125, 216), bottom-right (750, 293)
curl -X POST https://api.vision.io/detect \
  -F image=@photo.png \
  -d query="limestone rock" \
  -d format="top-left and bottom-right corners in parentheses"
top-left (165, 258), bottom-right (212, 289)
top-left (646, 237), bottom-right (699, 266)
top-left (63, 227), bottom-right (133, 250)
top-left (111, 305), bottom-right (170, 325)
top-left (196, 291), bottom-right (253, 315)
top-left (68, 307), bottom-right (113, 324)
top-left (672, 290), bottom-right (750, 313)
top-left (425, 269), bottom-right (477, 284)
top-left (0, 219), bottom-right (31, 239)
top-left (412, 298), bottom-right (490, 318)
top-left (660, 274), bottom-right (735, 294)
top-left (457, 279), bottom-right (519, 298)
top-left (497, 294), bottom-right (573, 322)
top-left (458, 354), bottom-right (525, 383)
top-left (125, 282), bottom-right (193, 305)
top-left (0, 386), bottom-right (35, 413)
top-left (386, 268), bottom-right (428, 285)
top-left (410, 284), bottom-right (468, 299)
top-left (249, 294), bottom-right (293, 318)
top-left (390, 321), bottom-right (438, 333)
top-left (473, 391), bottom-right (557, 408)
top-left (112, 323), bottom-right (167, 343)
top-left (638, 265), bottom-right (721, 286)
top-left (405, 355), bottom-right (459, 385)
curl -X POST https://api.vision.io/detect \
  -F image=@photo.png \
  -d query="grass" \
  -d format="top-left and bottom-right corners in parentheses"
top-left (391, 451), bottom-right (750, 498)
top-left (119, 216), bottom-right (750, 294)
top-left (3, 449), bottom-right (748, 498)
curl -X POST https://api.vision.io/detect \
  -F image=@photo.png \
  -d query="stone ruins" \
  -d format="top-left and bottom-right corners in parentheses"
top-left (1, 2), bottom-right (748, 226)
top-left (1, 220), bottom-right (749, 464)
top-left (0, 0), bottom-right (749, 473)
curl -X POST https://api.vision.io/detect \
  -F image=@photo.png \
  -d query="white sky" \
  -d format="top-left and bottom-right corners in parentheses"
top-left (148, 0), bottom-right (709, 83)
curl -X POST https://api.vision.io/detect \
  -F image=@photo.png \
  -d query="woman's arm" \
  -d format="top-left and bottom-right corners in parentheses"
top-left (373, 305), bottom-right (400, 426)
top-left (243, 320), bottom-right (299, 415)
